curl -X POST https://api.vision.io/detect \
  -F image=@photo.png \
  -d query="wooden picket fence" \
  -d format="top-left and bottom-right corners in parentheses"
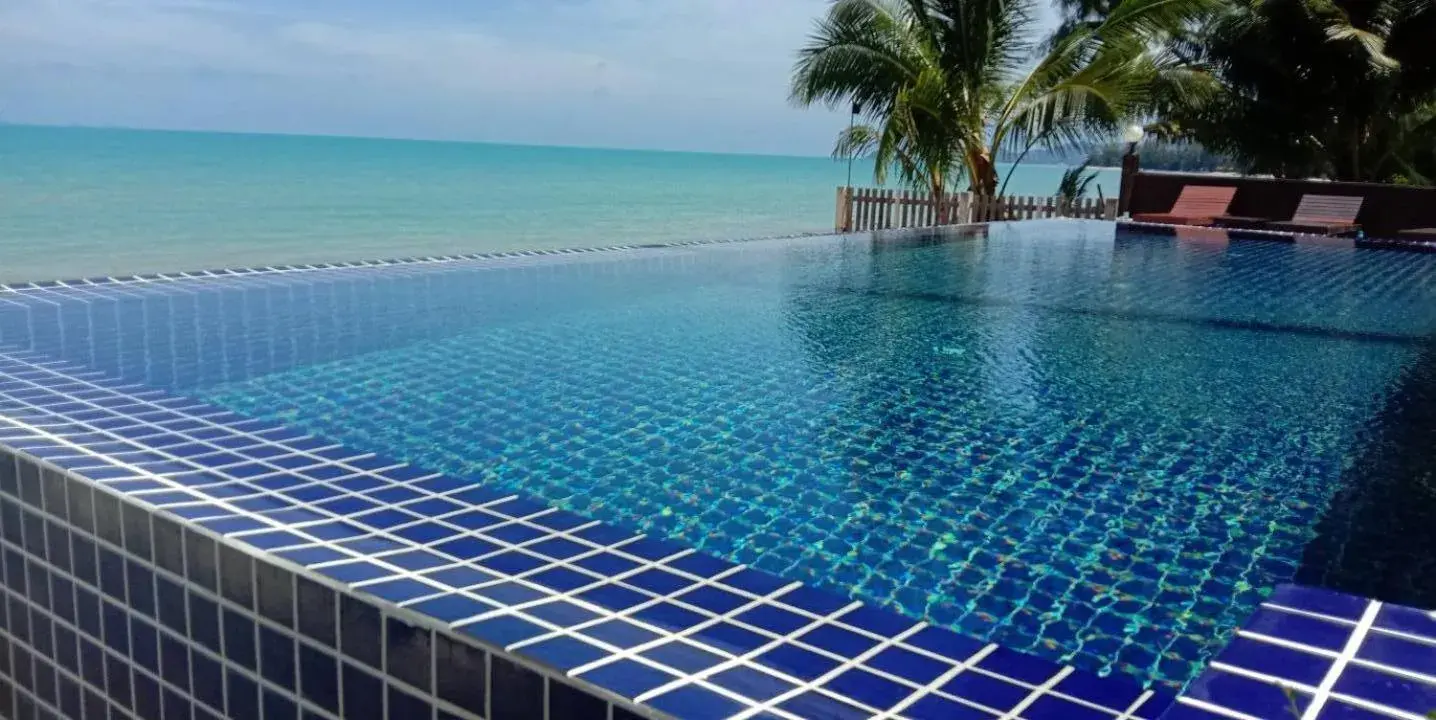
top-left (835, 187), bottom-right (1119, 232)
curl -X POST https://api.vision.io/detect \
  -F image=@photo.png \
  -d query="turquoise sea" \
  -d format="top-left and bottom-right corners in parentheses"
top-left (0, 125), bottom-right (1119, 283)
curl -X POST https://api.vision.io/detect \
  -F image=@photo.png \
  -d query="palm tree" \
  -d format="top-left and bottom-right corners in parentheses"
top-left (791, 0), bottom-right (1211, 197)
top-left (1057, 161), bottom-right (1101, 200)
top-left (1159, 0), bottom-right (1436, 182)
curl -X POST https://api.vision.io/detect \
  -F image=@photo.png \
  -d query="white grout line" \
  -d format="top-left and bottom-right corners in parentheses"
top-left (1116, 690), bottom-right (1156, 720)
top-left (870, 643), bottom-right (998, 720)
top-left (1300, 600), bottom-right (1382, 720)
top-left (1175, 696), bottom-right (1267, 720)
top-left (1001, 665), bottom-right (1073, 720)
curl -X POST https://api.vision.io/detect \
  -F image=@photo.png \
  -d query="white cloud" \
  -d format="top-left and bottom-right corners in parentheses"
top-left (0, 0), bottom-right (848, 153)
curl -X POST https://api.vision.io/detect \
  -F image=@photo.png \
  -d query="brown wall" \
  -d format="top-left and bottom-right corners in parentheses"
top-left (1129, 171), bottom-right (1436, 237)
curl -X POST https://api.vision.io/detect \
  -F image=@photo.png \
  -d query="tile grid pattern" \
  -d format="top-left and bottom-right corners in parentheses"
top-left (0, 347), bottom-right (1174, 718)
top-left (1166, 585), bottom-right (1436, 720)
top-left (0, 442), bottom-right (669, 720)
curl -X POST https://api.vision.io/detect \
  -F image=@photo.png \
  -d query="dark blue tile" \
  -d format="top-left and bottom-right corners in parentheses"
top-left (1025, 694), bottom-right (1115, 720)
top-left (1332, 663), bottom-right (1436, 715)
top-left (126, 560), bottom-right (155, 617)
top-left (824, 668), bottom-right (910, 710)
top-left (435, 632), bottom-right (487, 716)
top-left (1184, 668), bottom-right (1309, 718)
top-left (133, 671), bottom-right (161, 720)
top-left (156, 577), bottom-right (188, 634)
top-left (737, 604), bottom-right (811, 637)
top-left (222, 608), bottom-right (257, 669)
top-left (340, 595), bottom-right (382, 670)
top-left (904, 693), bottom-right (1000, 720)
top-left (580, 659), bottom-right (679, 698)
top-left (460, 615), bottom-right (548, 647)
top-left (160, 634), bottom-right (189, 691)
top-left (1268, 585), bottom-right (1371, 621)
top-left (131, 618), bottom-right (160, 672)
top-left (798, 624), bottom-right (879, 658)
top-left (521, 635), bottom-right (609, 671)
top-left (548, 679), bottom-right (608, 720)
top-left (299, 645), bottom-right (339, 713)
top-left (942, 670), bottom-right (1029, 712)
top-left (226, 669), bottom-right (260, 720)
top-left (628, 569), bottom-right (695, 595)
top-left (758, 643), bottom-right (841, 681)
top-left (260, 625), bottom-right (296, 690)
top-left (711, 665), bottom-right (797, 701)
top-left (643, 640), bottom-right (728, 674)
top-left (317, 560), bottom-right (391, 584)
top-left (530, 567), bottom-right (597, 593)
top-left (102, 601), bottom-right (130, 655)
top-left (341, 664), bottom-right (383, 720)
top-left (578, 584), bottom-right (649, 612)
top-left (296, 577), bottom-right (336, 646)
top-left (779, 691), bottom-right (870, 720)
top-left (263, 689), bottom-right (298, 720)
top-left (840, 605), bottom-right (917, 637)
top-left (680, 586), bottom-right (749, 615)
top-left (904, 627), bottom-right (988, 663)
top-left (1054, 670), bottom-right (1146, 712)
top-left (720, 568), bottom-right (790, 596)
top-left (866, 646), bottom-right (949, 685)
top-left (581, 619), bottom-right (660, 649)
top-left (1375, 605), bottom-right (1436, 641)
top-left (1216, 636), bottom-right (1332, 686)
top-left (1243, 608), bottom-right (1353, 652)
top-left (471, 581), bottom-right (548, 606)
top-left (649, 685), bottom-right (748, 720)
top-left (665, 552), bottom-right (737, 579)
top-left (388, 684), bottom-right (431, 719)
top-left (190, 649), bottom-right (224, 709)
top-left (218, 544), bottom-right (254, 608)
top-left (490, 656), bottom-right (544, 720)
top-left (1318, 699), bottom-right (1411, 719)
top-left (974, 646), bottom-right (1060, 685)
top-left (1358, 632), bottom-right (1436, 677)
top-left (424, 565), bottom-right (497, 590)
top-left (631, 602), bottom-right (707, 632)
top-left (695, 622), bottom-right (770, 655)
top-left (188, 594), bottom-right (222, 654)
top-left (409, 593), bottom-right (493, 623)
top-left (385, 617), bottom-right (432, 691)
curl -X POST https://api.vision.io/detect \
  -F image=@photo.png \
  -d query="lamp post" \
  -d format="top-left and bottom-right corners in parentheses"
top-left (1118, 124), bottom-right (1144, 217)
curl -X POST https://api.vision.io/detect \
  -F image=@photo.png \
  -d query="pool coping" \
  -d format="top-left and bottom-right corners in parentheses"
top-left (0, 220), bottom-right (1020, 293)
top-left (8, 217), bottom-right (1436, 294)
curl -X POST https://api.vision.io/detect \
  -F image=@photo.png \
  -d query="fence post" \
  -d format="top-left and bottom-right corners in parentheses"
top-left (836, 187), bottom-right (852, 232)
top-left (1102, 198), bottom-right (1119, 220)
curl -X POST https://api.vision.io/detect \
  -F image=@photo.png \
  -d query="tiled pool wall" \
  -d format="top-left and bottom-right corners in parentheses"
top-left (0, 447), bottom-right (661, 720)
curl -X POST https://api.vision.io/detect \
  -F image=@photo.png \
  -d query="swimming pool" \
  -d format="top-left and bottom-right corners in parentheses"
top-left (3, 220), bottom-right (1435, 697)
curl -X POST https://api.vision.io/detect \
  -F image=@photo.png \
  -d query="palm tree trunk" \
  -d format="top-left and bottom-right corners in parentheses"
top-left (969, 151), bottom-right (999, 197)
top-left (931, 169), bottom-right (948, 224)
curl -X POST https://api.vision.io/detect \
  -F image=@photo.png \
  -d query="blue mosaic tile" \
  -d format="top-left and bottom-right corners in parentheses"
top-left (1170, 584), bottom-right (1436, 720)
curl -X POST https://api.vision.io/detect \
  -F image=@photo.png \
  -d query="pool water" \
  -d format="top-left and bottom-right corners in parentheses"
top-left (12, 221), bottom-right (1436, 691)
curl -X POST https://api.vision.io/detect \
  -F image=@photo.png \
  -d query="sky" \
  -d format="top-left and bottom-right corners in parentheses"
top-left (0, 0), bottom-right (1056, 156)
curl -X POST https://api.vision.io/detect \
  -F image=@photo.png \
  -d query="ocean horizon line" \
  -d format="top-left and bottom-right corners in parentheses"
top-left (2, 122), bottom-right (1093, 169)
